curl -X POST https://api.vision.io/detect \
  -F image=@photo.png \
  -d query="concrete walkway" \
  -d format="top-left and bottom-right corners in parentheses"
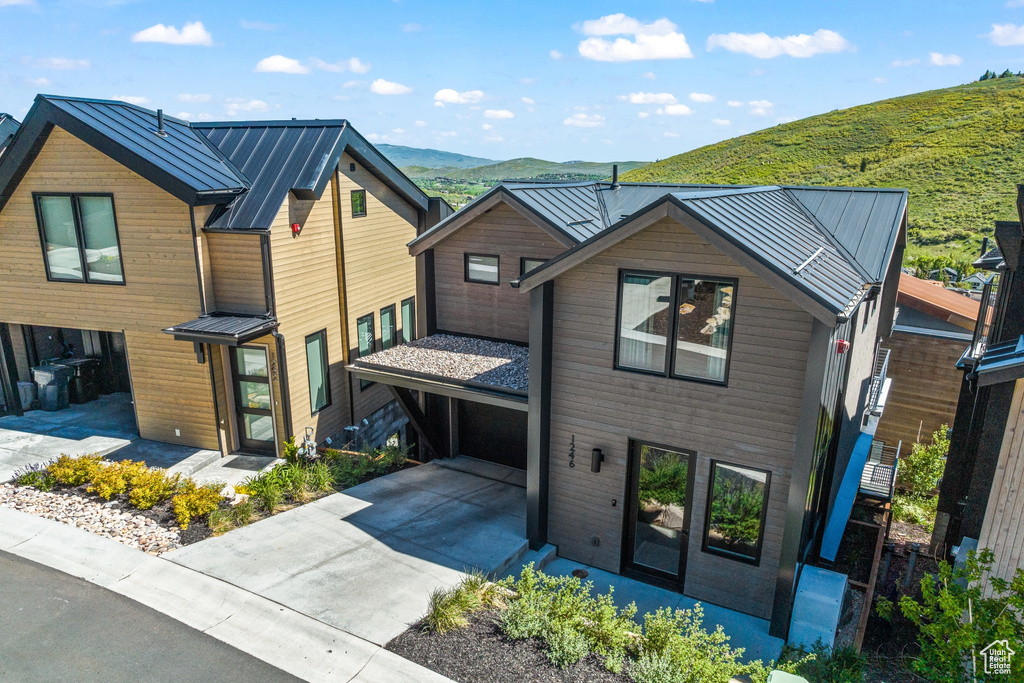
top-left (0, 505), bottom-right (452, 682)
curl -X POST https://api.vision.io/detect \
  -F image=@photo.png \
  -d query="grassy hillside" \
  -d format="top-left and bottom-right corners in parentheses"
top-left (443, 158), bottom-right (647, 182)
top-left (378, 144), bottom-right (495, 169)
top-left (623, 78), bottom-right (1024, 258)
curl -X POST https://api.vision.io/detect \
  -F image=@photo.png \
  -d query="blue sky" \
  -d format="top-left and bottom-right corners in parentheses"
top-left (2, 1), bottom-right (1024, 162)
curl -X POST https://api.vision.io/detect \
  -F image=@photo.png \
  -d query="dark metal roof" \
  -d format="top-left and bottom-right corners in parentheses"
top-left (0, 113), bottom-right (19, 155)
top-left (975, 246), bottom-right (1005, 271)
top-left (162, 314), bottom-right (278, 346)
top-left (975, 335), bottom-right (1024, 387)
top-left (195, 119), bottom-right (429, 229)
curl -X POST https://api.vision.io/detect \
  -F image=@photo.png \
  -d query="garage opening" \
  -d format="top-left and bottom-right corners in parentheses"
top-left (458, 400), bottom-right (527, 470)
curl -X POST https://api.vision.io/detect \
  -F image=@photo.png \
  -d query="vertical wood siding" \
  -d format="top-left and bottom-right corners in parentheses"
top-left (206, 233), bottom-right (266, 315)
top-left (546, 215), bottom-right (813, 620)
top-left (0, 127), bottom-right (217, 448)
top-left (434, 204), bottom-right (566, 343)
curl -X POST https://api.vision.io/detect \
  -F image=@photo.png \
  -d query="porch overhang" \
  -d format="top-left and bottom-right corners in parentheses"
top-left (975, 335), bottom-right (1024, 387)
top-left (347, 363), bottom-right (528, 412)
top-left (162, 314), bottom-right (278, 346)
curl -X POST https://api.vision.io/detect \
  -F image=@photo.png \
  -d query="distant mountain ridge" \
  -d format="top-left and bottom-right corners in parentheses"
top-left (377, 144), bottom-right (496, 170)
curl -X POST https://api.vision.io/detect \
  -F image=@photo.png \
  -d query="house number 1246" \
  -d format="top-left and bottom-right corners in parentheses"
top-left (569, 435), bottom-right (575, 468)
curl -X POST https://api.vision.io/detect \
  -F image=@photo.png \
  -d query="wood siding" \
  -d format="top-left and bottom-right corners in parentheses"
top-left (337, 152), bottom-right (420, 422)
top-left (434, 204), bottom-right (565, 343)
top-left (977, 378), bottom-right (1024, 589)
top-left (0, 126), bottom-right (217, 448)
top-left (206, 232), bottom-right (266, 315)
top-left (546, 215), bottom-right (813, 620)
top-left (874, 331), bottom-right (964, 449)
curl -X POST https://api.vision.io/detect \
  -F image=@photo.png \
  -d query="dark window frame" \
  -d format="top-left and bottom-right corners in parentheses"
top-left (355, 312), bottom-right (376, 391)
top-left (304, 329), bottom-right (332, 415)
top-left (380, 304), bottom-right (397, 350)
top-left (33, 192), bottom-right (126, 286)
top-left (351, 189), bottom-right (367, 218)
top-left (612, 268), bottom-right (737, 387)
top-left (520, 257), bottom-right (547, 277)
top-left (464, 253), bottom-right (500, 285)
top-left (701, 459), bottom-right (771, 566)
top-left (400, 296), bottom-right (416, 344)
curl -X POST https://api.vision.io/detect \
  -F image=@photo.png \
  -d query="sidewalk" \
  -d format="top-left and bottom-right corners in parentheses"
top-left (0, 506), bottom-right (452, 683)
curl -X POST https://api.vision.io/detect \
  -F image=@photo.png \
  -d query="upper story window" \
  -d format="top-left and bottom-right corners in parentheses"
top-left (401, 296), bottom-right (416, 344)
top-left (304, 329), bottom-right (331, 414)
top-left (35, 193), bottom-right (124, 285)
top-left (351, 190), bottom-right (367, 218)
top-left (380, 304), bottom-right (397, 350)
top-left (465, 253), bottom-right (500, 285)
top-left (520, 257), bottom-right (546, 276)
top-left (615, 270), bottom-right (735, 384)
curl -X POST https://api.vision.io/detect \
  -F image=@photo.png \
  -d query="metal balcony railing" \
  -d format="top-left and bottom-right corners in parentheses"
top-left (866, 348), bottom-right (891, 414)
top-left (860, 440), bottom-right (900, 499)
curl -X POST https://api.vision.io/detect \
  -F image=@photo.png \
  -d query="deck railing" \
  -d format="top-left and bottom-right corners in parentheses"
top-left (866, 348), bottom-right (891, 414)
top-left (860, 439), bottom-right (900, 499)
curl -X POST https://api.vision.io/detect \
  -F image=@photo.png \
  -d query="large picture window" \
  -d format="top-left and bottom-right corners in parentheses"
top-left (305, 330), bottom-right (331, 414)
top-left (465, 254), bottom-right (499, 284)
top-left (356, 313), bottom-right (375, 390)
top-left (34, 193), bottom-right (124, 284)
top-left (615, 270), bottom-right (735, 384)
top-left (401, 297), bottom-right (416, 344)
top-left (703, 461), bottom-right (770, 564)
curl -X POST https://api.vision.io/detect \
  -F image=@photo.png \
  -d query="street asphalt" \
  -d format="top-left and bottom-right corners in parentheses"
top-left (0, 550), bottom-right (303, 683)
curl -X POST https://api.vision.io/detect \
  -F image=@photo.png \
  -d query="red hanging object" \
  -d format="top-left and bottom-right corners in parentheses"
top-left (291, 223), bottom-right (301, 235)
top-left (836, 339), bottom-right (850, 354)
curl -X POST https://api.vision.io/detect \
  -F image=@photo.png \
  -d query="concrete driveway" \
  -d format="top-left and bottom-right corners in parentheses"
top-left (164, 458), bottom-right (527, 646)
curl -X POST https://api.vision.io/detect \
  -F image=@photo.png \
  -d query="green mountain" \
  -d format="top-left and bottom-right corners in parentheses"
top-left (377, 144), bottom-right (496, 169)
top-left (442, 157), bottom-right (647, 182)
top-left (622, 77), bottom-right (1024, 258)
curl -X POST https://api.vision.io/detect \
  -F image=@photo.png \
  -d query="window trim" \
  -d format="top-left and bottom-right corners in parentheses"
top-left (464, 253), bottom-right (501, 285)
top-left (380, 304), bottom-right (397, 350)
top-left (520, 257), bottom-right (547, 277)
top-left (355, 312), bottom-right (376, 391)
top-left (400, 296), bottom-right (416, 344)
top-left (350, 189), bottom-right (367, 218)
top-left (304, 329), bottom-right (332, 415)
top-left (33, 192), bottom-right (126, 286)
top-left (701, 459), bottom-right (771, 566)
top-left (612, 268), bottom-right (737, 387)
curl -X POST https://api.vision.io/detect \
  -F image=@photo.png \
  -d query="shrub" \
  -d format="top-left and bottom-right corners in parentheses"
top-left (127, 468), bottom-right (180, 510)
top-left (208, 499), bottom-right (256, 534)
top-left (892, 491), bottom-right (938, 531)
top-left (424, 586), bottom-right (473, 634)
top-left (13, 463), bottom-right (56, 491)
top-left (244, 471), bottom-right (284, 512)
top-left (782, 642), bottom-right (862, 683)
top-left (307, 460), bottom-right (335, 492)
top-left (49, 454), bottom-right (102, 486)
top-left (171, 480), bottom-right (225, 529)
top-left (276, 462), bottom-right (311, 502)
top-left (500, 593), bottom-right (548, 640)
top-left (630, 650), bottom-right (679, 683)
top-left (88, 460), bottom-right (148, 500)
top-left (546, 621), bottom-right (590, 668)
top-left (898, 425), bottom-right (948, 496)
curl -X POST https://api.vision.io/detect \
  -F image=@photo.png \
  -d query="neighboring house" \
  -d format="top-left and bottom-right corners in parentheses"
top-left (873, 274), bottom-right (978, 449)
top-left (962, 271), bottom-right (992, 293)
top-left (928, 266), bottom-right (960, 282)
top-left (936, 206), bottom-right (1024, 580)
top-left (0, 113), bottom-right (19, 157)
top-left (0, 95), bottom-right (450, 458)
top-left (349, 179), bottom-right (908, 638)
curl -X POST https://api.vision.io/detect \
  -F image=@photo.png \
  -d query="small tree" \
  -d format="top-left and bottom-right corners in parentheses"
top-left (897, 425), bottom-right (949, 496)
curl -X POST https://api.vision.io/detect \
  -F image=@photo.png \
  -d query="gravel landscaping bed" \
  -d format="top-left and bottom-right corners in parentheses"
top-left (386, 611), bottom-right (626, 683)
top-left (0, 482), bottom-right (209, 554)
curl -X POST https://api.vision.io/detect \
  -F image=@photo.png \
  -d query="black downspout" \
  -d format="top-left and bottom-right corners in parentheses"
top-left (526, 281), bottom-right (554, 551)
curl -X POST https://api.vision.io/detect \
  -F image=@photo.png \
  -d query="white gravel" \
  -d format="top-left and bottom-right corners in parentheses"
top-left (0, 484), bottom-right (182, 555)
top-left (357, 334), bottom-right (529, 391)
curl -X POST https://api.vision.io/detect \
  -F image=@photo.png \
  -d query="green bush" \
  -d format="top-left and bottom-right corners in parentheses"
top-left (307, 460), bottom-right (335, 492)
top-left (244, 471), bottom-right (285, 512)
top-left (87, 460), bottom-right (148, 500)
top-left (171, 480), bottom-right (225, 529)
top-left (898, 425), bottom-right (948, 496)
top-left (14, 465), bottom-right (56, 491)
top-left (126, 468), bottom-right (179, 510)
top-left (782, 642), bottom-right (863, 683)
top-left (423, 571), bottom-right (507, 634)
top-left (630, 650), bottom-right (678, 683)
top-left (545, 621), bottom-right (590, 668)
top-left (208, 499), bottom-right (256, 534)
top-left (275, 462), bottom-right (311, 503)
top-left (892, 491), bottom-right (938, 531)
top-left (49, 454), bottom-right (103, 486)
top-left (324, 444), bottom-right (408, 489)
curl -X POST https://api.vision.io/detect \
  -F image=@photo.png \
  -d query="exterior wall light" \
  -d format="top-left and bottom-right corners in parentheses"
top-left (591, 448), bottom-right (604, 473)
top-left (291, 222), bottom-right (301, 236)
top-left (836, 339), bottom-right (850, 354)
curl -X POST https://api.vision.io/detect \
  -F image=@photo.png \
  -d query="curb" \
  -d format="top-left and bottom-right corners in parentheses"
top-left (0, 506), bottom-right (452, 683)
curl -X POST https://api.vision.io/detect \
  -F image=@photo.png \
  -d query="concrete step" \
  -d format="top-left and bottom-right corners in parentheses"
top-left (499, 543), bottom-right (557, 581)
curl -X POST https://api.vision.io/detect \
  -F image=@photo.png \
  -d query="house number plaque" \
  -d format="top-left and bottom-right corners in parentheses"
top-left (569, 435), bottom-right (575, 468)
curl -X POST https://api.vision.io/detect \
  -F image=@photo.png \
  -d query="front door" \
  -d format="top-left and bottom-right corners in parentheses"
top-left (230, 345), bottom-right (276, 455)
top-left (623, 441), bottom-right (696, 588)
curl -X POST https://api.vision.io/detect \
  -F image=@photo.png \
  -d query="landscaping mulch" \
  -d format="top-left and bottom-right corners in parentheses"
top-left (386, 611), bottom-right (628, 683)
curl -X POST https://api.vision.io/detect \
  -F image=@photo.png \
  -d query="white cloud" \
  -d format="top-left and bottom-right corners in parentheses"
top-left (748, 99), bottom-right (773, 115)
top-left (178, 93), bottom-right (211, 103)
top-left (521, 97), bottom-right (535, 105)
top-left (342, 80), bottom-right (365, 88)
top-left (485, 135), bottom-right (503, 142)
top-left (434, 88), bottom-right (483, 104)
top-left (392, 128), bottom-right (405, 134)
top-left (415, 120), bottom-right (427, 127)
top-left (642, 71), bottom-right (656, 79)
top-left (929, 52), bottom-right (962, 66)
top-left (550, 49), bottom-right (563, 60)
top-left (24, 77), bottom-right (50, 86)
top-left (890, 58), bottom-right (920, 67)
top-left (176, 112), bottom-right (192, 119)
top-left (370, 78), bottom-right (413, 95)
top-left (240, 20), bottom-right (279, 31)
top-left (402, 22), bottom-right (422, 32)
top-left (689, 92), bottom-right (715, 103)
top-left (366, 133), bottom-right (382, 142)
top-left (132, 21), bottom-right (213, 46)
top-left (254, 55), bottom-right (309, 74)
top-left (727, 100), bottom-right (742, 107)
top-left (225, 98), bottom-right (269, 115)
top-left (988, 24), bottom-right (1024, 46)
top-left (485, 109), bottom-right (515, 119)
top-left (706, 29), bottom-right (851, 59)
top-left (577, 13), bottom-right (693, 61)
top-left (439, 131), bottom-right (458, 137)
top-left (638, 111), bottom-right (650, 119)
top-left (563, 112), bottom-right (606, 127)
top-left (620, 91), bottom-right (677, 104)
top-left (656, 104), bottom-right (693, 116)
top-left (482, 123), bottom-right (494, 130)
top-left (112, 95), bottom-right (150, 106)
top-left (664, 131), bottom-right (679, 138)
top-left (873, 77), bottom-right (888, 83)
top-left (310, 57), bottom-right (371, 73)
top-left (712, 118), bottom-right (730, 125)
top-left (28, 57), bottom-right (89, 70)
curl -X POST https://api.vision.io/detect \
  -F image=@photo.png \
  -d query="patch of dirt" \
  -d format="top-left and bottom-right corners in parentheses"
top-left (888, 520), bottom-right (932, 547)
top-left (386, 611), bottom-right (628, 683)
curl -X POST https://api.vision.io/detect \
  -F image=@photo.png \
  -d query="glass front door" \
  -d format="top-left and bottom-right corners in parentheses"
top-left (623, 441), bottom-right (696, 587)
top-left (231, 346), bottom-right (276, 454)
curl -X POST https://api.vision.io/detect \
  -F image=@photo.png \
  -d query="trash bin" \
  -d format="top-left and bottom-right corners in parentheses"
top-left (61, 358), bottom-right (100, 404)
top-left (17, 382), bottom-right (37, 412)
top-left (32, 364), bottom-right (72, 412)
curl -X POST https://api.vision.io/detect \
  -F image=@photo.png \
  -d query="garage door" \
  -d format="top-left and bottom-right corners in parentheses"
top-left (457, 401), bottom-right (527, 470)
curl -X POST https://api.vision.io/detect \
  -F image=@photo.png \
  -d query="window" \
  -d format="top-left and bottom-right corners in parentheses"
top-left (703, 461), bottom-right (770, 564)
top-left (355, 313), bottom-right (375, 390)
top-left (615, 270), bottom-right (735, 384)
top-left (380, 305), bottom-right (397, 350)
top-left (465, 254), bottom-right (499, 284)
top-left (520, 257), bottom-right (546, 276)
top-left (305, 330), bottom-right (331, 414)
top-left (351, 190), bottom-right (367, 218)
top-left (35, 193), bottom-right (124, 284)
top-left (401, 297), bottom-right (416, 344)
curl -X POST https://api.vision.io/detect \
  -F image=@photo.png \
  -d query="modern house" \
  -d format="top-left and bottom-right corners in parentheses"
top-left (936, 195), bottom-right (1024, 579)
top-left (0, 94), bottom-right (450, 458)
top-left (349, 179), bottom-right (908, 638)
top-left (873, 274), bottom-right (978, 449)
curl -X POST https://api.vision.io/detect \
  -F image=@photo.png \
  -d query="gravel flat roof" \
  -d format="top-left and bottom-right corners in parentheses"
top-left (355, 334), bottom-right (528, 392)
